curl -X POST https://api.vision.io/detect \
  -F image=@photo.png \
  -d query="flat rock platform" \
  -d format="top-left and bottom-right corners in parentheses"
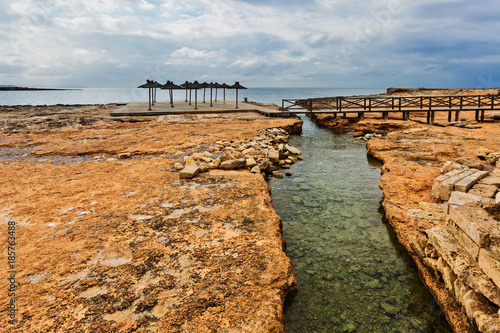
top-left (111, 100), bottom-right (283, 117)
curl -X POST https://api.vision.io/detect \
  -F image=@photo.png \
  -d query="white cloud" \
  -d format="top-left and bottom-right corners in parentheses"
top-left (171, 47), bottom-right (223, 59)
top-left (1, 0), bottom-right (500, 88)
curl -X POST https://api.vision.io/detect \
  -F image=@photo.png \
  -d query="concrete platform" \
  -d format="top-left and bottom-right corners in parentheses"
top-left (111, 100), bottom-right (284, 117)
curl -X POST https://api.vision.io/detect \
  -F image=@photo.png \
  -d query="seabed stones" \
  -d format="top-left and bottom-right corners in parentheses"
top-left (178, 128), bottom-right (302, 179)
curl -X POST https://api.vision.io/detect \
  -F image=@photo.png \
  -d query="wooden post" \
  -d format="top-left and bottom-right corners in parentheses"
top-left (148, 88), bottom-right (152, 111)
top-left (398, 97), bottom-right (403, 120)
top-left (308, 99), bottom-right (313, 112)
top-left (427, 97), bottom-right (432, 123)
top-left (481, 110), bottom-right (485, 122)
top-left (448, 96), bottom-right (452, 122)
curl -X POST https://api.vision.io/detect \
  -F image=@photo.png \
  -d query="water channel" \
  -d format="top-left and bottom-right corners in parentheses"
top-left (269, 116), bottom-right (452, 332)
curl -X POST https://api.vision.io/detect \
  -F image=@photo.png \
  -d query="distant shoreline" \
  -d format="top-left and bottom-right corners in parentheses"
top-left (0, 86), bottom-right (77, 91)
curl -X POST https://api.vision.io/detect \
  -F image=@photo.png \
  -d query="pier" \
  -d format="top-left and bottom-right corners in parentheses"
top-left (282, 95), bottom-right (500, 123)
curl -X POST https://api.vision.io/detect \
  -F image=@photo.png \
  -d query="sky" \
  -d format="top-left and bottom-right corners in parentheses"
top-left (1, 0), bottom-right (500, 88)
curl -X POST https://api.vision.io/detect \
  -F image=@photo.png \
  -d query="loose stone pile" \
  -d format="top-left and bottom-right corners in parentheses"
top-left (409, 149), bottom-right (500, 333)
top-left (177, 128), bottom-right (303, 179)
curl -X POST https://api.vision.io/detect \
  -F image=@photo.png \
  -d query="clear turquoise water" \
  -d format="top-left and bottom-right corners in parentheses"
top-left (270, 116), bottom-right (452, 333)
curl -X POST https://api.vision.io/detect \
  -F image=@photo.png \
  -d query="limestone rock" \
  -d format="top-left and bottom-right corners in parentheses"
top-left (199, 163), bottom-right (210, 173)
top-left (250, 166), bottom-right (261, 174)
top-left (427, 227), bottom-right (500, 306)
top-left (220, 159), bottom-right (246, 170)
top-left (469, 184), bottom-right (498, 198)
top-left (454, 170), bottom-right (489, 192)
top-left (220, 154), bottom-right (236, 162)
top-left (174, 162), bottom-right (184, 170)
top-left (271, 171), bottom-right (283, 179)
top-left (212, 158), bottom-right (221, 168)
top-left (478, 249), bottom-right (500, 289)
top-left (409, 209), bottom-right (443, 231)
top-left (449, 205), bottom-right (493, 248)
top-left (192, 152), bottom-right (205, 160)
top-left (455, 158), bottom-right (484, 170)
top-left (477, 147), bottom-right (493, 160)
top-left (117, 152), bottom-right (131, 159)
top-left (180, 166), bottom-right (200, 179)
top-left (285, 144), bottom-right (301, 155)
top-left (184, 156), bottom-right (197, 167)
top-left (487, 153), bottom-right (500, 164)
top-left (246, 158), bottom-right (257, 168)
top-left (269, 150), bottom-right (280, 164)
top-left (448, 191), bottom-right (483, 207)
top-left (441, 161), bottom-right (465, 174)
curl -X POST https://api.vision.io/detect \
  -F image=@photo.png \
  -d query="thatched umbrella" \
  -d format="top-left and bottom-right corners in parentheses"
top-left (137, 80), bottom-right (157, 111)
top-left (190, 81), bottom-right (201, 110)
top-left (230, 82), bottom-right (247, 109)
top-left (180, 81), bottom-right (191, 102)
top-left (161, 81), bottom-right (183, 107)
top-left (200, 82), bottom-right (209, 103)
top-left (213, 82), bottom-right (222, 101)
top-left (207, 82), bottom-right (215, 107)
top-left (152, 81), bottom-right (162, 105)
top-left (220, 83), bottom-right (231, 104)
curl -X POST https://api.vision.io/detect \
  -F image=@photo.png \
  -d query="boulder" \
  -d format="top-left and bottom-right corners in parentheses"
top-left (180, 166), bottom-right (200, 179)
top-left (271, 171), bottom-right (283, 179)
top-left (455, 158), bottom-right (484, 170)
top-left (440, 161), bottom-right (465, 174)
top-left (191, 152), bottom-right (205, 160)
top-left (199, 163), bottom-right (210, 173)
top-left (220, 154), bottom-right (236, 162)
top-left (269, 150), bottom-right (280, 164)
top-left (285, 144), bottom-right (301, 155)
top-left (184, 156), bottom-right (197, 167)
top-left (250, 166), bottom-right (261, 174)
top-left (246, 158), bottom-right (257, 168)
top-left (220, 159), bottom-right (246, 170)
top-left (212, 158), bottom-right (221, 168)
top-left (174, 162), bottom-right (184, 170)
top-left (427, 227), bottom-right (500, 306)
top-left (477, 147), bottom-right (493, 160)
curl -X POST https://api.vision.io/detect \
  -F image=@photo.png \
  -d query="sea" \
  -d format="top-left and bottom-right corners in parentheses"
top-left (0, 87), bottom-right (386, 106)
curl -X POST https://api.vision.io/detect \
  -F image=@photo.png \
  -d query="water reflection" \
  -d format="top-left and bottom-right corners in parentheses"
top-left (270, 116), bottom-right (451, 333)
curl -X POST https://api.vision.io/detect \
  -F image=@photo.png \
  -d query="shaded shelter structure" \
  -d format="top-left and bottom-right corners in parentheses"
top-left (161, 81), bottom-right (183, 107)
top-left (213, 82), bottom-right (222, 101)
top-left (200, 82), bottom-right (209, 103)
top-left (220, 83), bottom-right (231, 104)
top-left (208, 82), bottom-right (215, 107)
top-left (152, 81), bottom-right (162, 105)
top-left (230, 82), bottom-right (247, 109)
top-left (137, 80), bottom-right (158, 111)
top-left (180, 81), bottom-right (191, 102)
top-left (189, 81), bottom-right (202, 110)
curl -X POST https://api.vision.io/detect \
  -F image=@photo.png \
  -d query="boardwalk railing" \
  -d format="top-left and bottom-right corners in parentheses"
top-left (282, 95), bottom-right (500, 123)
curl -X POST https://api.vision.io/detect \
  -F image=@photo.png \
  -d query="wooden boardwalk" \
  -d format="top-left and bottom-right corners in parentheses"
top-left (282, 95), bottom-right (500, 123)
top-left (111, 100), bottom-right (288, 117)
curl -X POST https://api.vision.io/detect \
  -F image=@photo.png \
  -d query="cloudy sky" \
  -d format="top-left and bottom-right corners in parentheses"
top-left (1, 0), bottom-right (500, 88)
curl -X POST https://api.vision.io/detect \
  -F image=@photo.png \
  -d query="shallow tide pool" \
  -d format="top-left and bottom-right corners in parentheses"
top-left (269, 116), bottom-right (452, 333)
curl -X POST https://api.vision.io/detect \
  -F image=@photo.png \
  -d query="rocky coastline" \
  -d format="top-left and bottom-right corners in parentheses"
top-left (0, 106), bottom-right (302, 332)
top-left (1, 88), bottom-right (499, 332)
top-left (311, 87), bottom-right (500, 332)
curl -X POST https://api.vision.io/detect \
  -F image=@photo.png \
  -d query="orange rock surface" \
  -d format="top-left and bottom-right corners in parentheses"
top-left (0, 106), bottom-right (301, 332)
